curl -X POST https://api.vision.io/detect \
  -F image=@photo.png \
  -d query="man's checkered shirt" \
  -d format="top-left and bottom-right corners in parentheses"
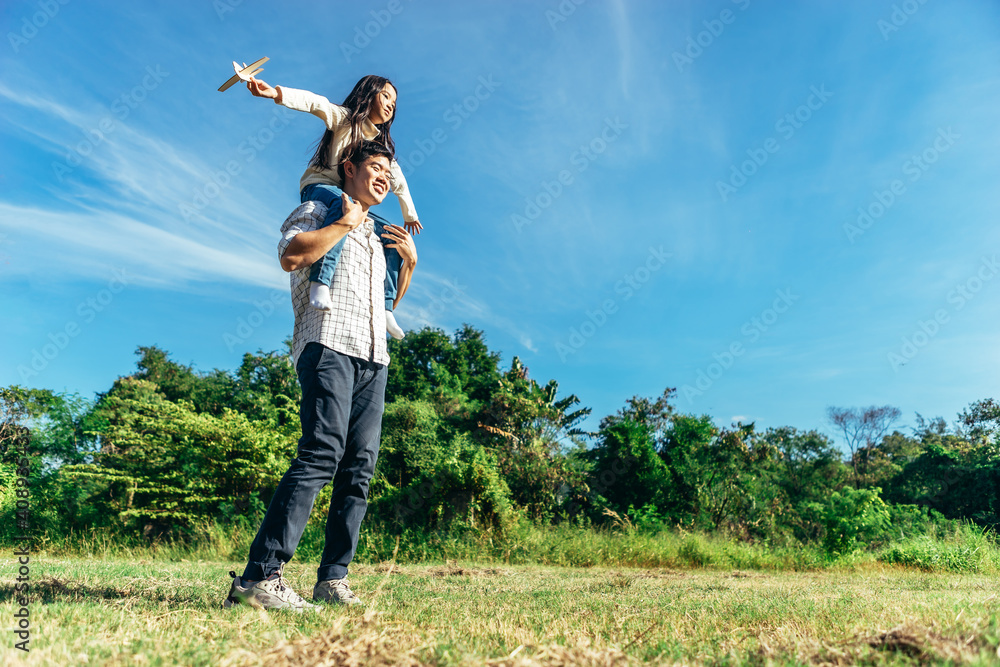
top-left (278, 201), bottom-right (389, 367)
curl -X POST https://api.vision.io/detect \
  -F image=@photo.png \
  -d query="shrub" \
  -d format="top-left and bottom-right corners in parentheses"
top-left (879, 522), bottom-right (998, 573)
top-left (806, 487), bottom-right (890, 555)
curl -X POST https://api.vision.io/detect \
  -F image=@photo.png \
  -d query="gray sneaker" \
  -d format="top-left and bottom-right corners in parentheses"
top-left (224, 565), bottom-right (320, 612)
top-left (313, 577), bottom-right (361, 605)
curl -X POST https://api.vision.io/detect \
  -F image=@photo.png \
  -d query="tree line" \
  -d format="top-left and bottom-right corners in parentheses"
top-left (2, 325), bottom-right (998, 555)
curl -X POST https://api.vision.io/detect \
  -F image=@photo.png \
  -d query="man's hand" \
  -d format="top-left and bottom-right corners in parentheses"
top-left (279, 197), bottom-right (366, 273)
top-left (247, 77), bottom-right (279, 101)
top-left (381, 225), bottom-right (417, 266)
top-left (340, 193), bottom-right (365, 231)
top-left (404, 219), bottom-right (423, 235)
top-left (384, 224), bottom-right (418, 309)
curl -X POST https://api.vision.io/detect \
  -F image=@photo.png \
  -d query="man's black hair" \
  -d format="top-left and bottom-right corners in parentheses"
top-left (337, 140), bottom-right (395, 183)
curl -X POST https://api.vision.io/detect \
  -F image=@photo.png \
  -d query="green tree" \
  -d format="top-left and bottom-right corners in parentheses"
top-left (597, 389), bottom-right (676, 440)
top-left (230, 349), bottom-right (300, 429)
top-left (960, 398), bottom-right (1000, 445)
top-left (476, 357), bottom-right (590, 519)
top-left (582, 418), bottom-right (670, 518)
top-left (658, 413), bottom-right (718, 524)
top-left (377, 398), bottom-right (445, 491)
top-left (61, 378), bottom-right (295, 535)
top-left (386, 325), bottom-right (502, 405)
top-left (0, 386), bottom-right (53, 460)
top-left (884, 409), bottom-right (1000, 528)
top-left (134, 346), bottom-right (235, 415)
top-left (763, 427), bottom-right (849, 541)
top-left (827, 405), bottom-right (901, 487)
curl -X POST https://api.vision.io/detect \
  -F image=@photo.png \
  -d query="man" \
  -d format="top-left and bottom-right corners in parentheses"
top-left (224, 141), bottom-right (417, 611)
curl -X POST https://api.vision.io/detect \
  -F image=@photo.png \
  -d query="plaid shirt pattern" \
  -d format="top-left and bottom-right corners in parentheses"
top-left (278, 201), bottom-right (389, 367)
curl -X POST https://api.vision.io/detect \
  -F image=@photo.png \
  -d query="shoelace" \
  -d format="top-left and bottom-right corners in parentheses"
top-left (328, 579), bottom-right (354, 597)
top-left (269, 564), bottom-right (307, 604)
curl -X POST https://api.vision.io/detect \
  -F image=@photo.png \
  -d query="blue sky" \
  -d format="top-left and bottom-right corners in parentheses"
top-left (1, 0), bottom-right (998, 443)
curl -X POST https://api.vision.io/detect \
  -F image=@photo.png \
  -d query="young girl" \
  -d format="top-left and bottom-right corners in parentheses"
top-left (245, 74), bottom-right (422, 339)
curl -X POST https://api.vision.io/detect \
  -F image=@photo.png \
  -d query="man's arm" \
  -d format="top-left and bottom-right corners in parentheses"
top-left (280, 195), bottom-right (365, 272)
top-left (381, 225), bottom-right (418, 308)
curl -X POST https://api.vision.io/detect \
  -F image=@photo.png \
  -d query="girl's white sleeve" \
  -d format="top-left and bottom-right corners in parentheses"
top-left (390, 160), bottom-right (419, 223)
top-left (275, 86), bottom-right (349, 130)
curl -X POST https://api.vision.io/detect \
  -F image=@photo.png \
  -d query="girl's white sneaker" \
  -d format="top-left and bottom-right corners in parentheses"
top-left (385, 311), bottom-right (404, 340)
top-left (309, 282), bottom-right (333, 311)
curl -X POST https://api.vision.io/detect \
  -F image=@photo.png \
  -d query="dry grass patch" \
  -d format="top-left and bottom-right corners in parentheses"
top-left (226, 611), bottom-right (426, 667)
top-left (754, 623), bottom-right (989, 665)
top-left (485, 639), bottom-right (631, 666)
top-left (427, 562), bottom-right (510, 578)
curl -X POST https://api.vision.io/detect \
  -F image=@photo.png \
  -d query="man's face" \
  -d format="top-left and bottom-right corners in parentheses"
top-left (345, 155), bottom-right (391, 207)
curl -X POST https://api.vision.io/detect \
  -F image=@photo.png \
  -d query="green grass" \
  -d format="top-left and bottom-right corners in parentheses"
top-left (31, 519), bottom-right (1000, 575)
top-left (4, 557), bottom-right (1000, 665)
top-left (6, 523), bottom-right (998, 664)
top-left (878, 523), bottom-right (998, 573)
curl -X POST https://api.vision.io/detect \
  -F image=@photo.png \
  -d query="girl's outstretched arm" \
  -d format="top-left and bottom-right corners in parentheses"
top-left (267, 86), bottom-right (349, 132)
top-left (246, 78), bottom-right (282, 103)
top-left (389, 160), bottom-right (422, 233)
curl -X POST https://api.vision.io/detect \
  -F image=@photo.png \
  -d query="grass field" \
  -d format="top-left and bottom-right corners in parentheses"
top-left (3, 556), bottom-right (1000, 666)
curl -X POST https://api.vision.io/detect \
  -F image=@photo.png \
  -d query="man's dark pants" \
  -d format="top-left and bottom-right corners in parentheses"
top-left (243, 342), bottom-right (387, 582)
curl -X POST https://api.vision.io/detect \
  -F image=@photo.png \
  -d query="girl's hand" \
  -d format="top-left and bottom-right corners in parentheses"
top-left (404, 219), bottom-right (423, 235)
top-left (246, 77), bottom-right (278, 100)
top-left (382, 225), bottom-right (417, 265)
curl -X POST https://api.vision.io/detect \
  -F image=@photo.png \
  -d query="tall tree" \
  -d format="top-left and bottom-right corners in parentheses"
top-left (960, 398), bottom-right (1000, 445)
top-left (134, 346), bottom-right (235, 416)
top-left (827, 405), bottom-right (901, 486)
top-left (386, 325), bottom-right (502, 405)
top-left (476, 357), bottom-right (590, 518)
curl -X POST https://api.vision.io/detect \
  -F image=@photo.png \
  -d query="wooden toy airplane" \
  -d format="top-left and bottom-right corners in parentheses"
top-left (218, 57), bottom-right (269, 92)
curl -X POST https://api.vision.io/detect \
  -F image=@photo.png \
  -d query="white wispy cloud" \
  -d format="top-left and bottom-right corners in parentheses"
top-left (0, 201), bottom-right (284, 290)
top-left (393, 268), bottom-right (538, 352)
top-left (0, 79), bottom-right (293, 292)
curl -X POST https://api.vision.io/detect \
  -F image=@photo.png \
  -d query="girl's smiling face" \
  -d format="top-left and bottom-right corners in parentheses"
top-left (368, 83), bottom-right (397, 125)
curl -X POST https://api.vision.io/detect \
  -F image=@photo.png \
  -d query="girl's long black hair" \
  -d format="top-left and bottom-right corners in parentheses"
top-left (310, 75), bottom-right (396, 172)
